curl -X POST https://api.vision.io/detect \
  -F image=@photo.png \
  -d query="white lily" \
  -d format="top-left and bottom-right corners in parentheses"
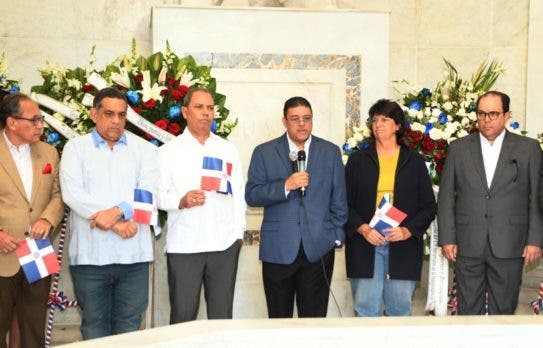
top-left (178, 70), bottom-right (199, 87)
top-left (138, 70), bottom-right (167, 103)
top-left (110, 67), bottom-right (131, 88)
top-left (158, 66), bottom-right (167, 84)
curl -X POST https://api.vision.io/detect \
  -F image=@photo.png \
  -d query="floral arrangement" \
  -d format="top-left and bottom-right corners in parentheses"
top-left (31, 41), bottom-right (237, 149)
top-left (0, 53), bottom-right (21, 93)
top-left (343, 59), bottom-right (522, 185)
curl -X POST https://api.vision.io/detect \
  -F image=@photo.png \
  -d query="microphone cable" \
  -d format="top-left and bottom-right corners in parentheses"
top-left (299, 197), bottom-right (343, 318)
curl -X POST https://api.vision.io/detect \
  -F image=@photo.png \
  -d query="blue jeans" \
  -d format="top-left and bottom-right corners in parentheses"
top-left (350, 245), bottom-right (416, 317)
top-left (70, 262), bottom-right (149, 340)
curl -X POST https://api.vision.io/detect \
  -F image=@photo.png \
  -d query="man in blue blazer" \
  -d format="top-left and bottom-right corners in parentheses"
top-left (245, 96), bottom-right (347, 318)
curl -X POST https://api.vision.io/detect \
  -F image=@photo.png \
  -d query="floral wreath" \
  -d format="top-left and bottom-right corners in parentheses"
top-left (30, 41), bottom-right (237, 149)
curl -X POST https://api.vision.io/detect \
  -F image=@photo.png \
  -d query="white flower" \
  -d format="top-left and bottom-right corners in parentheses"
top-left (138, 70), bottom-right (167, 103)
top-left (158, 66), bottom-right (167, 84)
top-left (416, 110), bottom-right (424, 120)
top-left (424, 107), bottom-right (432, 116)
top-left (53, 112), bottom-right (65, 122)
top-left (347, 137), bottom-right (358, 148)
top-left (467, 111), bottom-right (477, 121)
top-left (457, 129), bottom-right (469, 138)
top-left (67, 78), bottom-right (81, 90)
top-left (429, 128), bottom-right (444, 140)
top-left (407, 108), bottom-right (418, 117)
top-left (110, 67), bottom-right (131, 88)
top-left (410, 122), bottom-right (426, 133)
top-left (178, 70), bottom-right (199, 87)
top-left (353, 132), bottom-right (363, 142)
top-left (442, 101), bottom-right (453, 112)
top-left (461, 117), bottom-right (470, 126)
top-left (431, 108), bottom-right (442, 117)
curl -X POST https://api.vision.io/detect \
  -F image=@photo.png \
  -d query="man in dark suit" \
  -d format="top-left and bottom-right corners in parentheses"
top-left (438, 90), bottom-right (543, 315)
top-left (0, 93), bottom-right (64, 348)
top-left (245, 96), bottom-right (347, 318)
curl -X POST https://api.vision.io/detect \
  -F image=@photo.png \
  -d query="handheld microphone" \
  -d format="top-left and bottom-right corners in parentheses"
top-left (297, 150), bottom-right (307, 196)
top-left (289, 151), bottom-right (298, 173)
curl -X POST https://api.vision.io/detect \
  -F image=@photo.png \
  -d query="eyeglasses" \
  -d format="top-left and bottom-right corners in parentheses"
top-left (476, 111), bottom-right (504, 120)
top-left (12, 115), bottom-right (45, 126)
top-left (287, 115), bottom-right (313, 124)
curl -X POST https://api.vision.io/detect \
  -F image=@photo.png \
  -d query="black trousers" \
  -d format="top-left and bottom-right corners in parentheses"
top-left (167, 240), bottom-right (241, 324)
top-left (456, 240), bottom-right (524, 315)
top-left (262, 245), bottom-right (334, 318)
top-left (0, 269), bottom-right (51, 348)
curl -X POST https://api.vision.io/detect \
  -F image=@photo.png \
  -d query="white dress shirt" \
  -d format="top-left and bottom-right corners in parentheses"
top-left (157, 129), bottom-right (246, 253)
top-left (3, 131), bottom-right (33, 201)
top-left (480, 129), bottom-right (506, 188)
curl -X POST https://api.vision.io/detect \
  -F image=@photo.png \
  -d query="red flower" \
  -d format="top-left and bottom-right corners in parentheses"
top-left (160, 89), bottom-right (169, 97)
top-left (167, 122), bottom-right (181, 135)
top-left (421, 135), bottom-right (436, 153)
top-left (171, 89), bottom-right (183, 101)
top-left (42, 163), bottom-right (52, 175)
top-left (166, 76), bottom-right (177, 87)
top-left (143, 99), bottom-right (156, 108)
top-left (178, 85), bottom-right (189, 97)
top-left (436, 139), bottom-right (447, 150)
top-left (155, 119), bottom-right (168, 130)
top-left (82, 84), bottom-right (95, 92)
top-left (132, 106), bottom-right (142, 115)
top-left (435, 162), bottom-right (444, 174)
top-left (434, 152), bottom-right (444, 162)
top-left (134, 73), bottom-right (144, 84)
top-left (469, 125), bottom-right (479, 134)
top-left (410, 130), bottom-right (423, 143)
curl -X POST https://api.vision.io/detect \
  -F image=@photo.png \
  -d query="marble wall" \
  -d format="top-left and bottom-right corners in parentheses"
top-left (0, 0), bottom-right (536, 129)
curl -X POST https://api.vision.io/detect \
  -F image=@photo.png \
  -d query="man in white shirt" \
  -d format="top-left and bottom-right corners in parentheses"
top-left (158, 87), bottom-right (245, 323)
top-left (0, 93), bottom-right (64, 348)
top-left (60, 88), bottom-right (159, 339)
top-left (438, 91), bottom-right (543, 314)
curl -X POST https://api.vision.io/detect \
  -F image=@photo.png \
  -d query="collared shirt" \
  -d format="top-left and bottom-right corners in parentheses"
top-left (285, 134), bottom-right (312, 197)
top-left (157, 129), bottom-right (246, 253)
top-left (60, 129), bottom-right (159, 265)
top-left (3, 131), bottom-right (33, 201)
top-left (480, 129), bottom-right (506, 188)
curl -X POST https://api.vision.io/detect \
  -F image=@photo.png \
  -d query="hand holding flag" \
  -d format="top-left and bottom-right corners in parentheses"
top-left (369, 194), bottom-right (407, 237)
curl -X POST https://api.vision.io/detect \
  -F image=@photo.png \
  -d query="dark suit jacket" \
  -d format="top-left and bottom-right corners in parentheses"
top-left (0, 135), bottom-right (64, 276)
top-left (245, 134), bottom-right (347, 264)
top-left (344, 144), bottom-right (436, 280)
top-left (438, 131), bottom-right (543, 257)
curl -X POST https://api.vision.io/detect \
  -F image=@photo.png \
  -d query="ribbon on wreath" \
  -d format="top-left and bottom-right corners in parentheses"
top-left (44, 209), bottom-right (78, 348)
top-left (530, 282), bottom-right (543, 315)
top-left (47, 290), bottom-right (77, 311)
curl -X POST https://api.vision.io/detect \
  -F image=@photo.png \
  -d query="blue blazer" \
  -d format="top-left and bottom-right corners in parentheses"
top-left (245, 134), bottom-right (348, 264)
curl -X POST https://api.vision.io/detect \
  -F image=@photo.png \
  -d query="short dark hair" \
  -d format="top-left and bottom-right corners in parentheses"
top-left (368, 99), bottom-right (406, 143)
top-left (0, 92), bottom-right (33, 128)
top-left (283, 96), bottom-right (312, 117)
top-left (183, 87), bottom-right (213, 107)
top-left (93, 87), bottom-right (127, 109)
top-left (476, 90), bottom-right (510, 112)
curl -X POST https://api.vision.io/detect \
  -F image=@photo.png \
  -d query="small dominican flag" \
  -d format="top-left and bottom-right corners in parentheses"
top-left (369, 194), bottom-right (408, 236)
top-left (133, 188), bottom-right (159, 226)
top-left (201, 156), bottom-right (232, 195)
top-left (15, 237), bottom-right (60, 284)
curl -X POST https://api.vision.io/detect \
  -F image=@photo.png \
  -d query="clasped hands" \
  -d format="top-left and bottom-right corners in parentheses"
top-left (357, 223), bottom-right (411, 246)
top-left (89, 207), bottom-right (137, 239)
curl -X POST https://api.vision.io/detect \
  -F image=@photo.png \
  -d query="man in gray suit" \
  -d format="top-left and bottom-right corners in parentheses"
top-left (438, 90), bottom-right (542, 315)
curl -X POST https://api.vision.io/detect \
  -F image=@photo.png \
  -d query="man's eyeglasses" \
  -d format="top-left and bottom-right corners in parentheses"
top-left (287, 115), bottom-right (313, 124)
top-left (12, 115), bottom-right (45, 126)
top-left (476, 111), bottom-right (504, 120)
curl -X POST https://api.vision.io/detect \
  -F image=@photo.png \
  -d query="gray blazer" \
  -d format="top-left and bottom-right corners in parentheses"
top-left (438, 131), bottom-right (543, 258)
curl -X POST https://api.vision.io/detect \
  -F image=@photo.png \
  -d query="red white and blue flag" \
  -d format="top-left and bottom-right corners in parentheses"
top-left (201, 156), bottom-right (232, 195)
top-left (133, 188), bottom-right (159, 226)
top-left (15, 237), bottom-right (59, 284)
top-left (369, 194), bottom-right (407, 236)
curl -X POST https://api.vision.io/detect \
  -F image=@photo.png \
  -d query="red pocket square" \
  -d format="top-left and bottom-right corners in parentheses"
top-left (42, 163), bottom-right (52, 175)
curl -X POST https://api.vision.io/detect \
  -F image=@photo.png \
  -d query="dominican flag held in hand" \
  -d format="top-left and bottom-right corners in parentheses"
top-left (369, 194), bottom-right (408, 236)
top-left (133, 188), bottom-right (159, 226)
top-left (15, 237), bottom-right (60, 284)
top-left (201, 156), bottom-right (232, 195)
